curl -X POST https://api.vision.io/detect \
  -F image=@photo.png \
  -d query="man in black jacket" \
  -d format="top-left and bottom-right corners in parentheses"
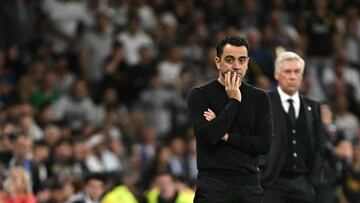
top-left (260, 51), bottom-right (325, 203)
top-left (187, 36), bottom-right (273, 203)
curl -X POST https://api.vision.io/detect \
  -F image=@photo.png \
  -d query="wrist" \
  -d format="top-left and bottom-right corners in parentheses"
top-left (229, 97), bottom-right (241, 102)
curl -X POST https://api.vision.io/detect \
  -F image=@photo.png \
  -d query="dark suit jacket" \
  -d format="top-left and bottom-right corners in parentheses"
top-left (260, 90), bottom-right (325, 188)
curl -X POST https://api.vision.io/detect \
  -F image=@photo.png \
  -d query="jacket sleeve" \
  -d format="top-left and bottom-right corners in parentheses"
top-left (309, 102), bottom-right (326, 186)
top-left (225, 92), bottom-right (274, 155)
top-left (187, 88), bottom-right (240, 147)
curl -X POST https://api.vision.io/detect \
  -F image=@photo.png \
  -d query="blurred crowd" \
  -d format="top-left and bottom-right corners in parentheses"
top-left (0, 0), bottom-right (359, 202)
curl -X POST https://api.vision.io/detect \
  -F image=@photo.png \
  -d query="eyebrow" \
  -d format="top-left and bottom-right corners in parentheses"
top-left (224, 56), bottom-right (248, 59)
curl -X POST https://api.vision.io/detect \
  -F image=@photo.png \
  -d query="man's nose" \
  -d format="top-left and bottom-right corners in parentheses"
top-left (233, 61), bottom-right (241, 70)
top-left (289, 72), bottom-right (297, 79)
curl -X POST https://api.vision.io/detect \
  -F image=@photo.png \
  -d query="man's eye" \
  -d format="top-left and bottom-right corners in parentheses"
top-left (238, 57), bottom-right (249, 63)
top-left (225, 58), bottom-right (233, 63)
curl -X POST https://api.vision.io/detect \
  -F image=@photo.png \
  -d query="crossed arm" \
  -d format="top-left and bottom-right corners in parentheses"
top-left (202, 99), bottom-right (273, 155)
top-left (188, 87), bottom-right (273, 155)
top-left (203, 108), bottom-right (229, 141)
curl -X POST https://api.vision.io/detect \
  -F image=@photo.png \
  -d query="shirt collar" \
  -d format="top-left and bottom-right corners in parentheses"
top-left (277, 86), bottom-right (300, 105)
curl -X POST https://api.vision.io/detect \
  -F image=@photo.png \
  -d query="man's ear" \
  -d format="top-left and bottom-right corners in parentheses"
top-left (274, 71), bottom-right (279, 80)
top-left (214, 57), bottom-right (220, 70)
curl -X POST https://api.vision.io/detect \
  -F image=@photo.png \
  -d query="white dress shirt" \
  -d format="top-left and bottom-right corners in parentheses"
top-left (277, 86), bottom-right (300, 118)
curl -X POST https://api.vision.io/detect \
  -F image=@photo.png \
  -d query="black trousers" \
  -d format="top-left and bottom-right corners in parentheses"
top-left (194, 176), bottom-right (263, 203)
top-left (262, 175), bottom-right (315, 203)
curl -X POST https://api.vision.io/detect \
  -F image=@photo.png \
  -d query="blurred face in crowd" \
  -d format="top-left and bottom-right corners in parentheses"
top-left (39, 105), bottom-right (55, 124)
top-left (85, 179), bottom-right (105, 200)
top-left (14, 136), bottom-right (32, 161)
top-left (72, 80), bottom-right (88, 100)
top-left (96, 13), bottom-right (109, 32)
top-left (103, 88), bottom-right (118, 105)
top-left (275, 59), bottom-right (303, 95)
top-left (170, 137), bottom-right (185, 156)
top-left (72, 141), bottom-right (89, 161)
top-left (45, 126), bottom-right (61, 146)
top-left (129, 17), bottom-right (140, 34)
top-left (55, 141), bottom-right (72, 161)
top-left (43, 70), bottom-right (57, 89)
top-left (34, 145), bottom-right (50, 163)
top-left (19, 115), bottom-right (33, 133)
top-left (5, 167), bottom-right (31, 195)
top-left (335, 95), bottom-right (349, 114)
top-left (156, 174), bottom-right (176, 199)
top-left (215, 44), bottom-right (249, 86)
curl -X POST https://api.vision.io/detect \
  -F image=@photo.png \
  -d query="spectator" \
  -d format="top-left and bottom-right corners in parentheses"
top-left (304, 0), bottom-right (339, 101)
top-left (0, 121), bottom-right (16, 167)
top-left (168, 137), bottom-right (187, 179)
top-left (116, 15), bottom-right (154, 66)
top-left (32, 141), bottom-right (51, 186)
top-left (71, 138), bottom-right (91, 179)
top-left (135, 0), bottom-right (157, 31)
top-left (323, 56), bottom-right (360, 105)
top-left (95, 87), bottom-right (130, 129)
top-left (18, 57), bottom-right (47, 102)
top-left (19, 114), bottom-right (44, 142)
top-left (141, 146), bottom-right (172, 190)
top-left (315, 103), bottom-right (350, 203)
top-left (157, 44), bottom-right (184, 88)
top-left (65, 173), bottom-right (105, 203)
top-left (1, 167), bottom-right (36, 203)
top-left (28, 69), bottom-right (60, 109)
top-left (85, 134), bottom-right (121, 173)
top-left (0, 0), bottom-right (37, 50)
top-left (341, 142), bottom-right (360, 203)
top-left (339, 5), bottom-right (360, 68)
top-left (135, 126), bottom-right (158, 171)
top-left (246, 28), bottom-right (275, 84)
top-left (127, 46), bottom-right (157, 103)
top-left (52, 79), bottom-right (97, 132)
top-left (101, 173), bottom-right (139, 203)
top-left (79, 11), bottom-right (114, 85)
top-left (138, 73), bottom-right (177, 139)
top-left (54, 54), bottom-right (76, 95)
top-left (0, 50), bottom-right (18, 109)
top-left (8, 135), bottom-right (41, 194)
top-left (42, 0), bottom-right (88, 53)
top-left (48, 139), bottom-right (74, 181)
top-left (102, 42), bottom-right (130, 104)
top-left (334, 95), bottom-right (359, 143)
top-left (184, 135), bottom-right (197, 187)
top-left (145, 172), bottom-right (194, 203)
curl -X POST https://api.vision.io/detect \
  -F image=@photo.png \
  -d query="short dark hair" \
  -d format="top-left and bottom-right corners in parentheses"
top-left (84, 173), bottom-right (105, 184)
top-left (216, 36), bottom-right (250, 57)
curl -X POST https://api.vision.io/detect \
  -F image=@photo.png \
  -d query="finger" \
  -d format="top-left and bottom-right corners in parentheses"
top-left (204, 111), bottom-right (212, 116)
top-left (225, 71), bottom-right (230, 87)
top-left (204, 114), bottom-right (214, 120)
top-left (231, 72), bottom-right (236, 87)
top-left (236, 74), bottom-right (241, 87)
top-left (224, 72), bottom-right (228, 87)
top-left (209, 111), bottom-right (216, 118)
top-left (208, 108), bottom-right (215, 114)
